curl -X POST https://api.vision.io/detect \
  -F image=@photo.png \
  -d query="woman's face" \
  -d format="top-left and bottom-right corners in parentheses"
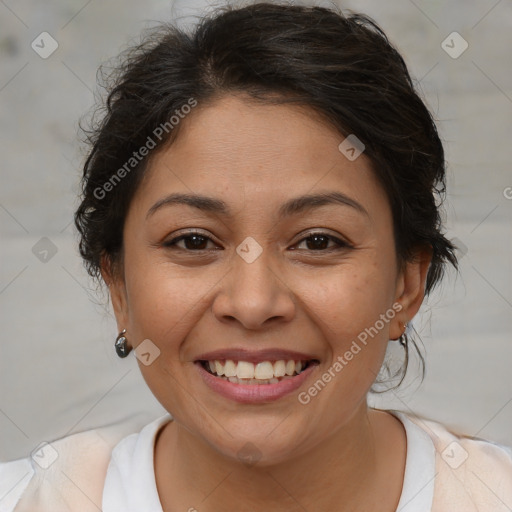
top-left (107, 94), bottom-right (430, 465)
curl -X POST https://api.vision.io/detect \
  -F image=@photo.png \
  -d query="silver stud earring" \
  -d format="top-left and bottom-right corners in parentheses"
top-left (115, 329), bottom-right (131, 358)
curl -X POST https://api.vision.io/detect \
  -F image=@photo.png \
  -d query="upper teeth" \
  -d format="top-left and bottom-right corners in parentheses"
top-left (207, 360), bottom-right (306, 380)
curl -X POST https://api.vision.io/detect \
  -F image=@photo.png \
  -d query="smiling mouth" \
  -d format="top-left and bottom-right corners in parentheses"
top-left (197, 358), bottom-right (320, 385)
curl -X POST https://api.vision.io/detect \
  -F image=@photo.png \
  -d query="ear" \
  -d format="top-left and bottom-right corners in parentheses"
top-left (100, 252), bottom-right (129, 333)
top-left (390, 245), bottom-right (433, 340)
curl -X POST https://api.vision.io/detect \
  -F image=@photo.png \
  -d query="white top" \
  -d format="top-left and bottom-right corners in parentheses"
top-left (1, 409), bottom-right (511, 511)
top-left (101, 410), bottom-right (436, 512)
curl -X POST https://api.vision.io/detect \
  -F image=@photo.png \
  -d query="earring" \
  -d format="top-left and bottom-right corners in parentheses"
top-left (115, 329), bottom-right (131, 358)
top-left (398, 322), bottom-right (408, 347)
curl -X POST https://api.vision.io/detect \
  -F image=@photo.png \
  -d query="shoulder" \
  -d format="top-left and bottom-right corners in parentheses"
top-left (401, 411), bottom-right (512, 511)
top-left (0, 412), bottom-right (159, 512)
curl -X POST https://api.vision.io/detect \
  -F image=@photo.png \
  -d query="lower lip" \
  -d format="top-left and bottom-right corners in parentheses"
top-left (195, 362), bottom-right (318, 403)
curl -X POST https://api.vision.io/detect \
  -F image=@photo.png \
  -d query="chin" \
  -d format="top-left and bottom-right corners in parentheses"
top-left (202, 418), bottom-right (309, 468)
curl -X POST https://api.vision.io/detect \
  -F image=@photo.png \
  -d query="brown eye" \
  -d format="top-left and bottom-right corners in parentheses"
top-left (164, 233), bottom-right (217, 251)
top-left (294, 232), bottom-right (350, 251)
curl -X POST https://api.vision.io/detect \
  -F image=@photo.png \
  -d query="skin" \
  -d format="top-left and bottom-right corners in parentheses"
top-left (103, 94), bottom-right (432, 511)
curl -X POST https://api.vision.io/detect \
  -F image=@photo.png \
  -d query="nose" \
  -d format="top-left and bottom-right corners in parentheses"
top-left (211, 246), bottom-right (296, 331)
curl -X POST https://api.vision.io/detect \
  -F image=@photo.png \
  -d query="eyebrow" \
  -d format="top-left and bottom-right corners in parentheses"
top-left (146, 191), bottom-right (369, 220)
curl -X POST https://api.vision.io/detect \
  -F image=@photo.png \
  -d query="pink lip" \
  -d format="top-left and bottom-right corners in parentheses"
top-left (194, 348), bottom-right (318, 364)
top-left (195, 361), bottom-right (319, 404)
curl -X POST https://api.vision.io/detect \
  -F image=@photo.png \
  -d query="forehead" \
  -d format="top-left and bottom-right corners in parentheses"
top-left (133, 94), bottom-right (389, 224)
top-left (160, 94), bottom-right (348, 171)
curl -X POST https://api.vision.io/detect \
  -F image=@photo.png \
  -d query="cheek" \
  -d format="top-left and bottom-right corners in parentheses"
top-left (300, 261), bottom-right (396, 342)
top-left (122, 238), bottom-right (223, 356)
top-left (295, 258), bottom-right (397, 401)
top-left (121, 257), bottom-right (211, 413)
top-left (125, 268), bottom-right (203, 345)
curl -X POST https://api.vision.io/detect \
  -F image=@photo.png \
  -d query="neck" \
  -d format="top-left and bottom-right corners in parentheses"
top-left (154, 405), bottom-right (404, 512)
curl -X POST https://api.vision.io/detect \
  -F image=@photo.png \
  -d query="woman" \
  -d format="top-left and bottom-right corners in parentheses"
top-left (1, 2), bottom-right (511, 511)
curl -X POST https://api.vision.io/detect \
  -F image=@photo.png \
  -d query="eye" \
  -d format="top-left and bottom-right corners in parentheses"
top-left (163, 231), bottom-right (218, 251)
top-left (293, 232), bottom-right (350, 251)
top-left (163, 230), bottom-right (351, 253)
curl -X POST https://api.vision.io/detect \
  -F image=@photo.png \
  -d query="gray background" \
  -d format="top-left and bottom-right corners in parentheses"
top-left (1, 0), bottom-right (511, 462)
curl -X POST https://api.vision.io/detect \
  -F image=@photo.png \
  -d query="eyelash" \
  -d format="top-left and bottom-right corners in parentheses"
top-left (163, 230), bottom-right (351, 253)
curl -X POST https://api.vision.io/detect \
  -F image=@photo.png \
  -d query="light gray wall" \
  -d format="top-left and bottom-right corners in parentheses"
top-left (1, 0), bottom-right (511, 461)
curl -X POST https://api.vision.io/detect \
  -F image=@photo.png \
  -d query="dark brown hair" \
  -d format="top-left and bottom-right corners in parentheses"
top-left (75, 2), bottom-right (458, 389)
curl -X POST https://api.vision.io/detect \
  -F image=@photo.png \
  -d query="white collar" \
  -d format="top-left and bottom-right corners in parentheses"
top-left (102, 413), bottom-right (171, 512)
top-left (389, 410), bottom-right (436, 512)
top-left (102, 410), bottom-right (435, 512)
